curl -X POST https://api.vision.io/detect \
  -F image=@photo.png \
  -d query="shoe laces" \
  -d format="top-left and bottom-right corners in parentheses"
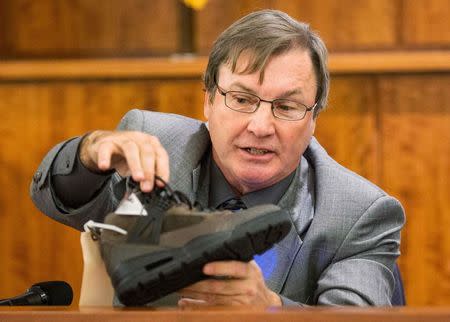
top-left (126, 176), bottom-right (194, 209)
top-left (129, 177), bottom-right (212, 212)
top-left (84, 176), bottom-right (195, 240)
top-left (124, 176), bottom-right (199, 244)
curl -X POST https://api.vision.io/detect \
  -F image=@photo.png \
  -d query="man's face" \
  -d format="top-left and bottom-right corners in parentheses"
top-left (204, 48), bottom-right (317, 195)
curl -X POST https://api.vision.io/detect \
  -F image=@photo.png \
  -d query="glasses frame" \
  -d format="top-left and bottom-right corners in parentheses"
top-left (214, 82), bottom-right (316, 121)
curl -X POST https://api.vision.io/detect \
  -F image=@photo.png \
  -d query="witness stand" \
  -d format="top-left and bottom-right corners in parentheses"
top-left (2, 306), bottom-right (450, 322)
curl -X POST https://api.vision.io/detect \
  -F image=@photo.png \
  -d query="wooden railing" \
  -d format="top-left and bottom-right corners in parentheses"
top-left (1, 51), bottom-right (449, 80)
top-left (2, 306), bottom-right (450, 322)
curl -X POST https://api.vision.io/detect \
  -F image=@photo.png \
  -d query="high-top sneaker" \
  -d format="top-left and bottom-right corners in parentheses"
top-left (85, 177), bottom-right (292, 306)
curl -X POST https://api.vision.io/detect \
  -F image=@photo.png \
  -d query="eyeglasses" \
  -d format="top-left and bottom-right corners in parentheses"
top-left (215, 83), bottom-right (316, 121)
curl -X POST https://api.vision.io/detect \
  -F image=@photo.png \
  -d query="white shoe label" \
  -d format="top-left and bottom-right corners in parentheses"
top-left (114, 192), bottom-right (148, 216)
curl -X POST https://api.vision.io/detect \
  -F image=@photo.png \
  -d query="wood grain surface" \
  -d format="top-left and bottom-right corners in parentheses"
top-left (196, 0), bottom-right (397, 53)
top-left (0, 0), bottom-right (180, 58)
top-left (0, 79), bottom-right (204, 306)
top-left (314, 75), bottom-right (379, 183)
top-left (2, 307), bottom-right (450, 322)
top-left (379, 75), bottom-right (450, 305)
top-left (0, 0), bottom-right (449, 307)
top-left (1, 51), bottom-right (450, 81)
top-left (2, 0), bottom-right (449, 58)
top-left (402, 0), bottom-right (450, 47)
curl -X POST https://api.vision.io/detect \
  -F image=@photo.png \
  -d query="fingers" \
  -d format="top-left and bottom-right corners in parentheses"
top-left (180, 261), bottom-right (262, 298)
top-left (178, 261), bottom-right (281, 306)
top-left (80, 130), bottom-right (170, 192)
top-left (178, 298), bottom-right (208, 307)
top-left (203, 260), bottom-right (260, 279)
top-left (178, 279), bottom-right (258, 306)
top-left (140, 136), bottom-right (170, 189)
top-left (96, 142), bottom-right (112, 171)
top-left (121, 139), bottom-right (146, 182)
top-left (178, 294), bottom-right (252, 306)
top-left (180, 279), bottom-right (249, 297)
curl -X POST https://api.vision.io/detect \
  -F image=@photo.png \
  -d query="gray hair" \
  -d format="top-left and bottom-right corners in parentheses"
top-left (203, 9), bottom-right (329, 118)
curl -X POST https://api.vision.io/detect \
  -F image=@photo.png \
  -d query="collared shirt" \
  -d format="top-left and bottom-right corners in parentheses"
top-left (209, 159), bottom-right (296, 209)
top-left (51, 138), bottom-right (307, 219)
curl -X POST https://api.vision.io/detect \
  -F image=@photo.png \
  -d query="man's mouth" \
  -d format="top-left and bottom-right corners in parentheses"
top-left (244, 147), bottom-right (271, 155)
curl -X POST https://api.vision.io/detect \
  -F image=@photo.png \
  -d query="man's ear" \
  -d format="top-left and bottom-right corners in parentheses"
top-left (203, 91), bottom-right (212, 120)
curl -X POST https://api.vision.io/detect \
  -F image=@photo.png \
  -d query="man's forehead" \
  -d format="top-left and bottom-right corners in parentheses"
top-left (231, 51), bottom-right (260, 73)
top-left (224, 50), bottom-right (268, 83)
top-left (218, 48), bottom-right (314, 86)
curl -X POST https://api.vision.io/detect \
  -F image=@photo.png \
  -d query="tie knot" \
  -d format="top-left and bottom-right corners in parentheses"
top-left (217, 198), bottom-right (247, 211)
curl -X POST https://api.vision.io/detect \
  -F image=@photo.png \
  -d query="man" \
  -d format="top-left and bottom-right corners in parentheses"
top-left (31, 9), bottom-right (404, 306)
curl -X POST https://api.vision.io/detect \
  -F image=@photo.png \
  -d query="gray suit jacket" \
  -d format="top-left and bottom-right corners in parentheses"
top-left (30, 109), bottom-right (405, 306)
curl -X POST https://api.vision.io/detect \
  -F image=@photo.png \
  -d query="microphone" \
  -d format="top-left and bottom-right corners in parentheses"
top-left (0, 281), bottom-right (73, 306)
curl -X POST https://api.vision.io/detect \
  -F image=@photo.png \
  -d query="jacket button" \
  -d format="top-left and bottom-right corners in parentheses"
top-left (33, 170), bottom-right (42, 183)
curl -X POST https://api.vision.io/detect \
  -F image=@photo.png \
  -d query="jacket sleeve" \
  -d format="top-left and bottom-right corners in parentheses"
top-left (29, 137), bottom-right (120, 231)
top-left (314, 196), bottom-right (405, 305)
top-left (29, 109), bottom-right (146, 231)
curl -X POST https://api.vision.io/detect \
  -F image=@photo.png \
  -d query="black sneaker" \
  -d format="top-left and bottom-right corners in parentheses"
top-left (85, 177), bottom-right (292, 306)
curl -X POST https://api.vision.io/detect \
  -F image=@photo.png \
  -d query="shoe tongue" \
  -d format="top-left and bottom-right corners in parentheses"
top-left (125, 189), bottom-right (175, 244)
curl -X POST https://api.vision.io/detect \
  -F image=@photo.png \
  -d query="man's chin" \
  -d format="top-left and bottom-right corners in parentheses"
top-left (234, 172), bottom-right (278, 192)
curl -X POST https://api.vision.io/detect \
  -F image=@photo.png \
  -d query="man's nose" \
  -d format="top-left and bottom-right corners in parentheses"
top-left (246, 102), bottom-right (276, 137)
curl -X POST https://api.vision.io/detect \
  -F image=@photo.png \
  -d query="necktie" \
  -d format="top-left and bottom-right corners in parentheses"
top-left (217, 197), bottom-right (247, 211)
top-left (215, 198), bottom-right (275, 280)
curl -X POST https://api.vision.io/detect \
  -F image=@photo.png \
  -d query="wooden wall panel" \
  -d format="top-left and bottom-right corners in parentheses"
top-left (0, 0), bottom-right (180, 58)
top-left (0, 72), bottom-right (449, 306)
top-left (314, 76), bottom-right (379, 183)
top-left (273, 0), bottom-right (399, 51)
top-left (379, 75), bottom-right (450, 305)
top-left (193, 0), bottom-right (244, 54)
top-left (195, 0), bottom-right (400, 54)
top-left (0, 0), bottom-right (449, 308)
top-left (402, 0), bottom-right (450, 47)
top-left (0, 79), bottom-right (204, 304)
top-left (1, 0), bottom-right (449, 57)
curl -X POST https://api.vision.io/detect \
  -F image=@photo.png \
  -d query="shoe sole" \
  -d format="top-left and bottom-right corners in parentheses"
top-left (112, 209), bottom-right (292, 306)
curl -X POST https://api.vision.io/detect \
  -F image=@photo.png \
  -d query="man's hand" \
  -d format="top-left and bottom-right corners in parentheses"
top-left (177, 260), bottom-right (282, 306)
top-left (79, 130), bottom-right (169, 192)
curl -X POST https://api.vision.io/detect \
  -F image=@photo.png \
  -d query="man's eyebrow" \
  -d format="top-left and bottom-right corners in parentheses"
top-left (279, 88), bottom-right (303, 98)
top-left (229, 82), bottom-right (258, 94)
top-left (229, 82), bottom-right (303, 98)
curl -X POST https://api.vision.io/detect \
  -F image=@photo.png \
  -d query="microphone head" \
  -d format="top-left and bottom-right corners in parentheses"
top-left (31, 281), bottom-right (73, 305)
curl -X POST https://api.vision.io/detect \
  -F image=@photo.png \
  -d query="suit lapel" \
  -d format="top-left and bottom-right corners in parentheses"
top-left (260, 226), bottom-right (303, 292)
top-left (261, 156), bottom-right (315, 293)
top-left (192, 151), bottom-right (211, 208)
